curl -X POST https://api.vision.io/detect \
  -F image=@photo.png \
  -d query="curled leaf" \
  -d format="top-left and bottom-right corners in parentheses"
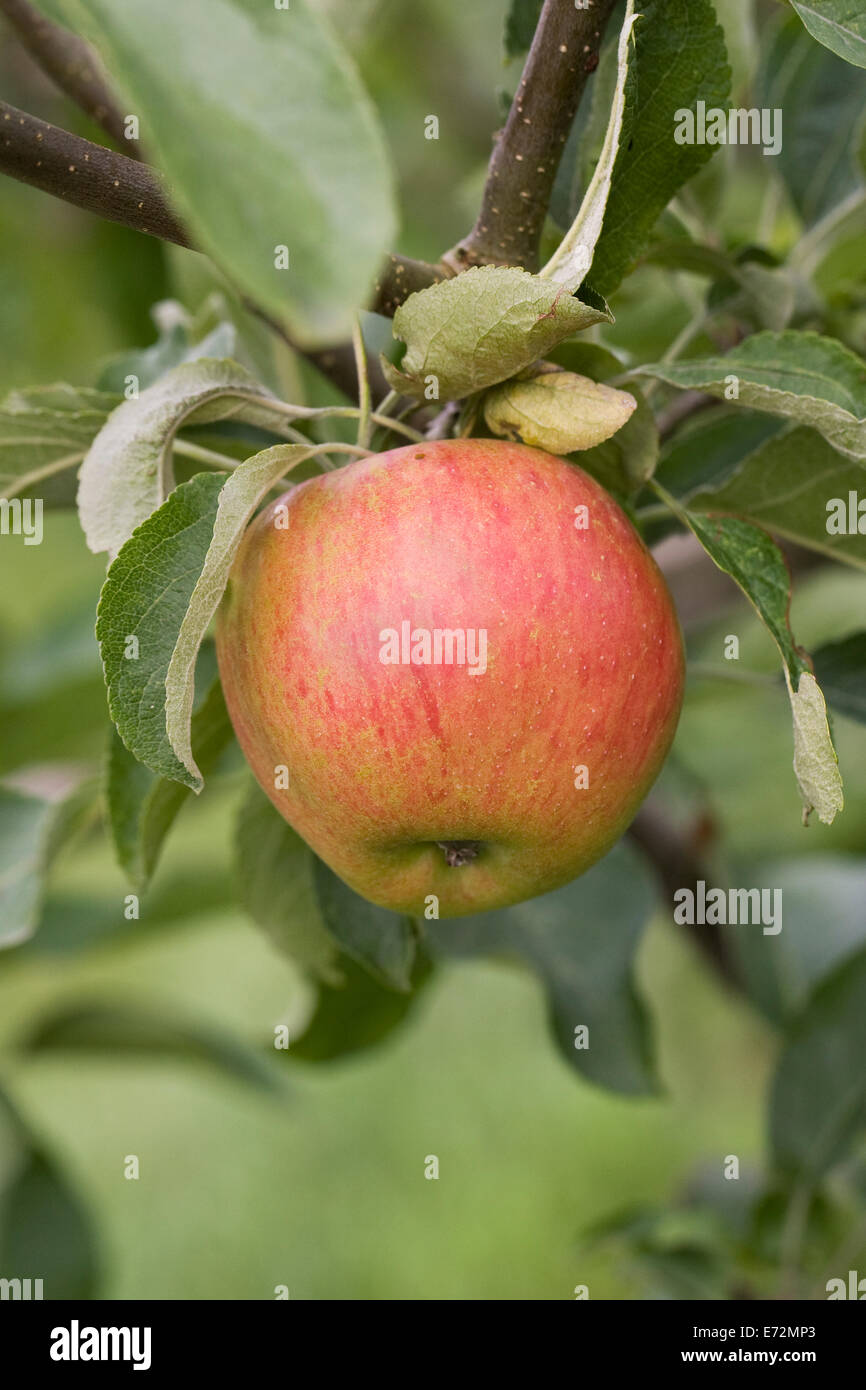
top-left (98, 444), bottom-right (325, 791)
top-left (77, 358), bottom-right (300, 559)
top-left (541, 0), bottom-right (638, 288)
top-left (550, 342), bottom-right (659, 490)
top-left (785, 670), bottom-right (845, 826)
top-left (483, 367), bottom-right (636, 455)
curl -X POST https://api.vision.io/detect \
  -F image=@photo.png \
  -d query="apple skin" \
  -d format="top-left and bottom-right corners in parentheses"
top-left (216, 438), bottom-right (684, 917)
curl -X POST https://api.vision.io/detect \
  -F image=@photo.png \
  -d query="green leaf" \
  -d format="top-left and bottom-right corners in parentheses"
top-left (236, 781), bottom-right (340, 984)
top-left (97, 306), bottom-right (237, 394)
top-left (432, 840), bottom-right (658, 1095)
top-left (77, 357), bottom-right (298, 558)
top-left (555, 19), bottom-right (622, 231)
top-left (0, 779), bottom-right (96, 949)
top-left (22, 1000), bottom-right (287, 1094)
top-left (98, 444), bottom-right (320, 791)
top-left (583, 1203), bottom-right (733, 1300)
top-left (771, 947), bottom-right (866, 1178)
top-left (107, 667), bottom-right (235, 890)
top-left (291, 953), bottom-right (433, 1062)
top-left (0, 788), bottom-right (57, 948)
top-left (381, 266), bottom-right (612, 402)
top-left (759, 15), bottom-right (866, 225)
top-left (0, 1108), bottom-right (100, 1300)
top-left (0, 384), bottom-right (117, 501)
top-left (61, 0), bottom-right (397, 345)
top-left (542, 1), bottom-right (638, 289)
top-left (787, 669), bottom-right (846, 826)
top-left (685, 425), bottom-right (866, 572)
top-left (586, 0), bottom-right (731, 297)
top-left (550, 341), bottom-right (659, 489)
top-left (638, 332), bottom-right (866, 463)
top-left (657, 499), bottom-right (844, 825)
top-left (312, 857), bottom-right (417, 993)
top-left (1, 1151), bottom-right (100, 1299)
top-left (654, 407), bottom-right (786, 502)
top-left (812, 632), bottom-right (866, 721)
top-left (734, 855), bottom-right (866, 1024)
top-left (26, 869), bottom-right (233, 958)
top-left (503, 0), bottom-right (543, 58)
top-left (98, 471), bottom-right (224, 787)
top-left (483, 365), bottom-right (637, 456)
top-left (791, 1), bottom-right (866, 70)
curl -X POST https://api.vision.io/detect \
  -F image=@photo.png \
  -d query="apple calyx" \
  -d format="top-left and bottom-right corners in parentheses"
top-left (436, 840), bottom-right (481, 867)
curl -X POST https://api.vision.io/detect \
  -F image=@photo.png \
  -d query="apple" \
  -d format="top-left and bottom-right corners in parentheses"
top-left (216, 438), bottom-right (684, 917)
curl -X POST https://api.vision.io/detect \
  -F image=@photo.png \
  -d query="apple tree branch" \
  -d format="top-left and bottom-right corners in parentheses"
top-left (0, 101), bottom-right (188, 242)
top-left (0, 0), bottom-right (140, 155)
top-left (443, 0), bottom-right (620, 273)
top-left (628, 800), bottom-right (742, 991)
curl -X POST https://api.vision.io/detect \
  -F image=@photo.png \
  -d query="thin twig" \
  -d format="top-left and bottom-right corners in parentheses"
top-left (243, 394), bottom-right (425, 444)
top-left (352, 316), bottom-right (371, 449)
top-left (424, 401), bottom-right (460, 440)
top-left (0, 0), bottom-right (141, 155)
top-left (368, 413), bottom-right (424, 443)
top-left (172, 439), bottom-right (240, 470)
top-left (641, 311), bottom-right (713, 407)
top-left (371, 252), bottom-right (449, 317)
top-left (627, 797), bottom-right (741, 991)
top-left (686, 662), bottom-right (777, 688)
top-left (634, 503), bottom-right (673, 524)
top-left (791, 186), bottom-right (866, 278)
top-left (374, 389), bottom-right (400, 419)
top-left (656, 390), bottom-right (717, 441)
top-left (659, 309), bottom-right (712, 366)
top-left (444, 0), bottom-right (619, 273)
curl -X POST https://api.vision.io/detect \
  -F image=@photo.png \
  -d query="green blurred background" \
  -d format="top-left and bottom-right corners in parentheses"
top-left (1, 0), bottom-right (865, 1300)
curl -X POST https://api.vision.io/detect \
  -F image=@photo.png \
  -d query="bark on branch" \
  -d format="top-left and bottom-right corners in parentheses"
top-left (0, 101), bottom-right (189, 243)
top-left (372, 252), bottom-right (449, 317)
top-left (0, 0), bottom-right (140, 155)
top-left (444, 0), bottom-right (620, 274)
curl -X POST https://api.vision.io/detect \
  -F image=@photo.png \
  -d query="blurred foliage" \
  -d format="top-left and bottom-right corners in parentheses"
top-left (0, 0), bottom-right (864, 1301)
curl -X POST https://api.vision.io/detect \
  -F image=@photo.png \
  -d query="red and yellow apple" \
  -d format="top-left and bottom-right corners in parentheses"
top-left (216, 439), bottom-right (684, 917)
